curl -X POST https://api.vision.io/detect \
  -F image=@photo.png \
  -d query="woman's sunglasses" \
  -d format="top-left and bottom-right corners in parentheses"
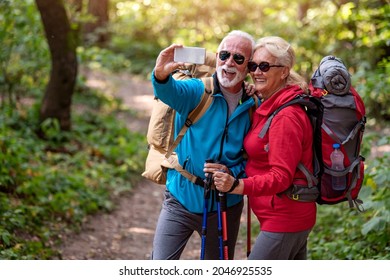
top-left (218, 51), bottom-right (246, 65)
top-left (248, 61), bottom-right (284, 72)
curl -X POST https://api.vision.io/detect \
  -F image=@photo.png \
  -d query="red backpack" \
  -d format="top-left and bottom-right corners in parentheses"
top-left (309, 56), bottom-right (366, 209)
top-left (259, 56), bottom-right (366, 210)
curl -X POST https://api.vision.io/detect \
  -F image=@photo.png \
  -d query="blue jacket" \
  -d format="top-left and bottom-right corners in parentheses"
top-left (152, 72), bottom-right (259, 213)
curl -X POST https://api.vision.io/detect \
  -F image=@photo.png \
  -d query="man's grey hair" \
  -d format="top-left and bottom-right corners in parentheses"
top-left (218, 30), bottom-right (256, 57)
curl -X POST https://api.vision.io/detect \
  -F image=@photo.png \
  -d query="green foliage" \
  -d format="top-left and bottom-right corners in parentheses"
top-left (0, 90), bottom-right (146, 259)
top-left (0, 0), bottom-right (50, 103)
top-left (354, 58), bottom-right (390, 122)
top-left (77, 46), bottom-right (132, 73)
top-left (0, 105), bottom-right (41, 193)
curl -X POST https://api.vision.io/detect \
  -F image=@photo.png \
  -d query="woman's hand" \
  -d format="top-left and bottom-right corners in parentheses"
top-left (213, 171), bottom-right (236, 193)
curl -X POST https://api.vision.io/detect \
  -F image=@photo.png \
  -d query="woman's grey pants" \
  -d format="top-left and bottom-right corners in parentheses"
top-left (151, 190), bottom-right (244, 260)
top-left (248, 229), bottom-right (312, 260)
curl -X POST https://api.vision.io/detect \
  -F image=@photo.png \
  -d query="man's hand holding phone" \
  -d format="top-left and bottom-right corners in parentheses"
top-left (154, 44), bottom-right (206, 81)
top-left (154, 44), bottom-right (183, 81)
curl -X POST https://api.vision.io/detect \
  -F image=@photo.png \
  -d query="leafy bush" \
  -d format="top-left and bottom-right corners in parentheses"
top-left (354, 58), bottom-right (390, 122)
top-left (0, 0), bottom-right (50, 102)
top-left (0, 93), bottom-right (146, 259)
top-left (77, 46), bottom-right (132, 73)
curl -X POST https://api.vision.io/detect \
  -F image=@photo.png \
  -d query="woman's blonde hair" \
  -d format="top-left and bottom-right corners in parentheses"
top-left (255, 36), bottom-right (308, 92)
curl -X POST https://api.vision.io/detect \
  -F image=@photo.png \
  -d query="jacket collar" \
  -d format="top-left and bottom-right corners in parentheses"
top-left (257, 84), bottom-right (304, 117)
top-left (212, 74), bottom-right (252, 103)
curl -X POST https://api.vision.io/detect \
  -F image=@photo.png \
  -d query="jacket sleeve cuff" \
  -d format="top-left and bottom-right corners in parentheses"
top-left (242, 178), bottom-right (253, 196)
top-left (152, 70), bottom-right (170, 84)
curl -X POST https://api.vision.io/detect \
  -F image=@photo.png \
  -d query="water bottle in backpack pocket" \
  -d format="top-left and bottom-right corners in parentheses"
top-left (320, 143), bottom-right (346, 198)
top-left (330, 143), bottom-right (346, 191)
top-left (321, 142), bottom-right (363, 201)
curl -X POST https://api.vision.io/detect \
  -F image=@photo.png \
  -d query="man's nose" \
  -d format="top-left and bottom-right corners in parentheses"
top-left (225, 55), bottom-right (236, 66)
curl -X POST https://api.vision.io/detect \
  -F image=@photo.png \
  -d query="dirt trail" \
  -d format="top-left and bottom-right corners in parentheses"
top-left (57, 70), bottom-right (249, 260)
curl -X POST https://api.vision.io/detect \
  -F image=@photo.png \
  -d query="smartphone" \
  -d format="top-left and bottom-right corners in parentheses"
top-left (174, 47), bottom-right (206, 64)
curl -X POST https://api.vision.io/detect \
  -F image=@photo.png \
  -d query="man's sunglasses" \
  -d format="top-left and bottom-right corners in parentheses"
top-left (248, 61), bottom-right (284, 72)
top-left (218, 51), bottom-right (246, 65)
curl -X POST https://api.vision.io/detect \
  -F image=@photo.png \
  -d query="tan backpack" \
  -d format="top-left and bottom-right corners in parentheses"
top-left (142, 52), bottom-right (216, 185)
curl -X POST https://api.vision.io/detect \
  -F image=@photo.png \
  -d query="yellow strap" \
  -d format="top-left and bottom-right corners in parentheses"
top-left (166, 155), bottom-right (200, 184)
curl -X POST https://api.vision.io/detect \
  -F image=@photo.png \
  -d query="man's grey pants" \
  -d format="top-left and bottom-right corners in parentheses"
top-left (151, 190), bottom-right (244, 260)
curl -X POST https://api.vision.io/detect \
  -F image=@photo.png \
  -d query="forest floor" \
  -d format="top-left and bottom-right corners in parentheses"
top-left (56, 69), bottom-right (250, 260)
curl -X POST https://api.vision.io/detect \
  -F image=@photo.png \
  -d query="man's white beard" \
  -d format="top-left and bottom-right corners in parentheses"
top-left (217, 65), bottom-right (246, 89)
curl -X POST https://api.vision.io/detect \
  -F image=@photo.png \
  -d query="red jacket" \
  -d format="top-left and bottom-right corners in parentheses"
top-left (243, 85), bottom-right (316, 232)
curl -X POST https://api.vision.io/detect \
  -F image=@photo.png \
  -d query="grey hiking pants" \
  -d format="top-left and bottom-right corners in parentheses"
top-left (248, 229), bottom-right (311, 260)
top-left (151, 189), bottom-right (244, 260)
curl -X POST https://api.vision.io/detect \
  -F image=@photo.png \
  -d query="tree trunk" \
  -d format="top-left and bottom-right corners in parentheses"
top-left (35, 0), bottom-right (78, 131)
top-left (83, 0), bottom-right (109, 46)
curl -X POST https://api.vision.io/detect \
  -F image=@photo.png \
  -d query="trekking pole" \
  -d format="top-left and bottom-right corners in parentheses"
top-left (216, 166), bottom-right (228, 260)
top-left (219, 190), bottom-right (229, 260)
top-left (216, 191), bottom-right (224, 260)
top-left (246, 195), bottom-right (251, 258)
top-left (200, 159), bottom-right (213, 260)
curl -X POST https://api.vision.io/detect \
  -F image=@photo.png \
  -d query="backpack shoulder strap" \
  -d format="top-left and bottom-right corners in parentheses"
top-left (297, 163), bottom-right (318, 188)
top-left (258, 95), bottom-right (321, 139)
top-left (165, 155), bottom-right (205, 186)
top-left (189, 77), bottom-right (214, 123)
top-left (164, 77), bottom-right (214, 186)
top-left (166, 77), bottom-right (214, 158)
top-left (259, 96), bottom-right (308, 138)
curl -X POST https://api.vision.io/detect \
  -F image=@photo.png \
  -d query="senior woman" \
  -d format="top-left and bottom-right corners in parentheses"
top-left (209, 36), bottom-right (316, 260)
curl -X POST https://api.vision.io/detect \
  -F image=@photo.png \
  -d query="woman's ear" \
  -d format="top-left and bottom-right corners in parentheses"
top-left (282, 67), bottom-right (290, 79)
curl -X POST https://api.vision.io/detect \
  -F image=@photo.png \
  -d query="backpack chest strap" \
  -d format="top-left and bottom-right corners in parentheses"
top-left (164, 155), bottom-right (204, 187)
